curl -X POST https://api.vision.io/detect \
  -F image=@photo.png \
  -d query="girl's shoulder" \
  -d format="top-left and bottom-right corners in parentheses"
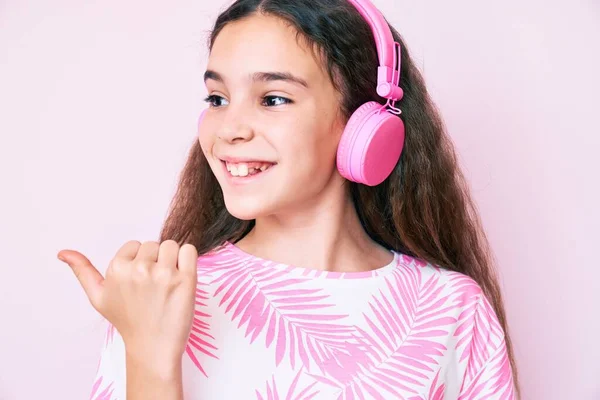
top-left (399, 252), bottom-right (506, 341)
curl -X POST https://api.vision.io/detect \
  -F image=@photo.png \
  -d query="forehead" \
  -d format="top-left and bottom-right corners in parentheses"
top-left (208, 14), bottom-right (328, 87)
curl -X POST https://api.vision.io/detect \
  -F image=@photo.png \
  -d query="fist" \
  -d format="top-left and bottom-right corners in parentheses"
top-left (58, 240), bottom-right (198, 365)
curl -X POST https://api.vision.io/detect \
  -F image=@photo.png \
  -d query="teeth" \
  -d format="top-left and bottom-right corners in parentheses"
top-left (225, 161), bottom-right (273, 177)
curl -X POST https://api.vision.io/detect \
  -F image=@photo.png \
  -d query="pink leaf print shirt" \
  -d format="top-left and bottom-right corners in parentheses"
top-left (90, 242), bottom-right (515, 400)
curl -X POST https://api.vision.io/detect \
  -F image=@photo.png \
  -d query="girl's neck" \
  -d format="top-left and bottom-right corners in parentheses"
top-left (234, 186), bottom-right (392, 274)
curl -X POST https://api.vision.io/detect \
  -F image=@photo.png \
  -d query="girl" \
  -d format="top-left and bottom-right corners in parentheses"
top-left (58, 0), bottom-right (520, 398)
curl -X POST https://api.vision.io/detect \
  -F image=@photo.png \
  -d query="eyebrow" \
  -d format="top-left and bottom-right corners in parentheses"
top-left (203, 69), bottom-right (309, 89)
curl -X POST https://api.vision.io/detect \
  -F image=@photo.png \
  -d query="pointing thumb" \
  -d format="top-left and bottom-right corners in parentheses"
top-left (58, 250), bottom-right (104, 308)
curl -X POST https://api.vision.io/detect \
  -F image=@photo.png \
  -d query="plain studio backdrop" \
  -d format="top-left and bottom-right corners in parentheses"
top-left (0, 0), bottom-right (598, 399)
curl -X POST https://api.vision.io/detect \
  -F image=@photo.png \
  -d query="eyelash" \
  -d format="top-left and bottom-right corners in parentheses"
top-left (203, 94), bottom-right (293, 108)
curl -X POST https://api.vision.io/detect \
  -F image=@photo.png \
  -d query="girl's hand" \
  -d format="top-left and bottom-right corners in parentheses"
top-left (57, 240), bottom-right (198, 370)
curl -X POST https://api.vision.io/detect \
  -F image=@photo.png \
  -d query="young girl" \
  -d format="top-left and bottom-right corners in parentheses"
top-left (58, 0), bottom-right (520, 398)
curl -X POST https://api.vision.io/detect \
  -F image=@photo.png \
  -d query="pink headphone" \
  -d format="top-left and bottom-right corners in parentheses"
top-left (198, 0), bottom-right (404, 187)
top-left (338, 0), bottom-right (405, 186)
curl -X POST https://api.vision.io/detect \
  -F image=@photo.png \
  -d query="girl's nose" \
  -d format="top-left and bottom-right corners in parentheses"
top-left (217, 123), bottom-right (254, 143)
top-left (216, 105), bottom-right (255, 143)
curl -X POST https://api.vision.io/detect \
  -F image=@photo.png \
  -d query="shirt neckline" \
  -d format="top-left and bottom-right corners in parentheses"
top-left (222, 241), bottom-right (400, 280)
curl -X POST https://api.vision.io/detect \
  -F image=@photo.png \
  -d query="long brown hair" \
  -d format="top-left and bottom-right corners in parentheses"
top-left (160, 0), bottom-right (520, 394)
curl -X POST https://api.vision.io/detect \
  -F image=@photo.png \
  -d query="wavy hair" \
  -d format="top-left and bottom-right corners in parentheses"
top-left (159, 0), bottom-right (520, 394)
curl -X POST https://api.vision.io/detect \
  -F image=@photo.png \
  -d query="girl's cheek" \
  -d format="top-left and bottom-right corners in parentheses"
top-left (198, 135), bottom-right (211, 155)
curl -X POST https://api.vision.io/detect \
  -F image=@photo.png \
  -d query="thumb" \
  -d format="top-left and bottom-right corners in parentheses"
top-left (57, 250), bottom-right (104, 308)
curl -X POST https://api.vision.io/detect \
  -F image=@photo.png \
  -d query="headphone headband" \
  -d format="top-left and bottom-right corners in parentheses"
top-left (347, 0), bottom-right (403, 101)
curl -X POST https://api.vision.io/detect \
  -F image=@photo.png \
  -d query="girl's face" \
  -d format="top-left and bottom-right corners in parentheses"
top-left (199, 14), bottom-right (347, 220)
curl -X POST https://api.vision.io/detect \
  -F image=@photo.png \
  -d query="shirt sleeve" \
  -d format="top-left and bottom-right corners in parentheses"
top-left (89, 321), bottom-right (127, 400)
top-left (458, 292), bottom-right (517, 400)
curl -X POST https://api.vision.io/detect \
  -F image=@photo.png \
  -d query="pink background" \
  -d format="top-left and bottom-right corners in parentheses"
top-left (0, 0), bottom-right (598, 399)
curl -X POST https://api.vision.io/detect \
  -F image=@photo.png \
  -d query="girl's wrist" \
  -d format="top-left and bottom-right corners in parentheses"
top-left (125, 348), bottom-right (183, 381)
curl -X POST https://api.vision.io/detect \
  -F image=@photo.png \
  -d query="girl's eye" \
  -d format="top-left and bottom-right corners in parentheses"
top-left (202, 95), bottom-right (292, 108)
top-left (203, 95), bottom-right (229, 108)
top-left (262, 96), bottom-right (292, 107)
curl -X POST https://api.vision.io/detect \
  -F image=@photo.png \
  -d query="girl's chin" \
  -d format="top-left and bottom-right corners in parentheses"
top-left (223, 198), bottom-right (271, 221)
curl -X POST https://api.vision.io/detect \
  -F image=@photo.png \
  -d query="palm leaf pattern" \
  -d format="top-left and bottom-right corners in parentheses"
top-left (458, 339), bottom-right (514, 399)
top-left (206, 248), bottom-right (357, 377)
top-left (455, 291), bottom-right (503, 373)
top-left (185, 279), bottom-right (219, 377)
top-left (451, 276), bottom-right (514, 399)
top-left (426, 369), bottom-right (447, 400)
top-left (89, 376), bottom-right (114, 400)
top-left (255, 368), bottom-right (320, 400)
top-left (405, 368), bottom-right (447, 400)
top-left (89, 323), bottom-right (118, 400)
top-left (105, 322), bottom-right (115, 347)
top-left (329, 263), bottom-right (459, 398)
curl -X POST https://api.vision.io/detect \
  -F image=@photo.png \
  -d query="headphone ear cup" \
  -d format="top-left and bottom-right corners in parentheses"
top-left (337, 101), bottom-right (405, 186)
top-left (337, 102), bottom-right (379, 181)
